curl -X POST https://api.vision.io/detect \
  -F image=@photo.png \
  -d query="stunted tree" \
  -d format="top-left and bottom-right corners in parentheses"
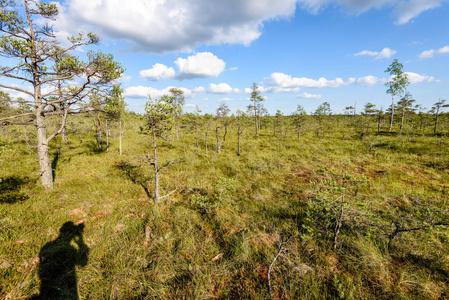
top-left (104, 85), bottom-right (126, 153)
top-left (144, 94), bottom-right (180, 204)
top-left (0, 90), bottom-right (11, 114)
top-left (385, 59), bottom-right (409, 133)
top-left (86, 85), bottom-right (124, 152)
top-left (248, 83), bottom-right (264, 136)
top-left (203, 113), bottom-right (213, 154)
top-left (189, 105), bottom-right (201, 149)
top-left (0, 0), bottom-right (124, 188)
top-left (292, 105), bottom-right (307, 139)
top-left (215, 103), bottom-right (230, 153)
top-left (235, 109), bottom-right (247, 156)
top-left (89, 90), bottom-right (106, 151)
top-left (376, 106), bottom-right (384, 134)
top-left (364, 102), bottom-right (376, 116)
top-left (315, 102), bottom-right (331, 117)
top-left (168, 88), bottom-right (185, 140)
top-left (397, 92), bottom-right (415, 135)
top-left (431, 99), bottom-right (448, 135)
top-left (314, 102), bottom-right (331, 137)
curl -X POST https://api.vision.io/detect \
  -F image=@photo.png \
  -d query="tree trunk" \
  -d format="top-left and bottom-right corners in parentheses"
top-left (106, 118), bottom-right (109, 151)
top-left (59, 81), bottom-right (68, 143)
top-left (216, 125), bottom-right (220, 153)
top-left (152, 125), bottom-right (159, 204)
top-left (119, 119), bottom-right (122, 155)
top-left (195, 125), bottom-right (199, 149)
top-left (400, 107), bottom-right (405, 135)
top-left (61, 124), bottom-right (68, 143)
top-left (237, 131), bottom-right (241, 156)
top-left (377, 113), bottom-right (381, 134)
top-left (254, 100), bottom-right (258, 136)
top-left (434, 109), bottom-right (439, 134)
top-left (389, 95), bottom-right (395, 132)
top-left (175, 121), bottom-right (179, 140)
top-left (96, 111), bottom-right (102, 151)
top-left (297, 124), bottom-right (301, 139)
top-left (36, 106), bottom-right (53, 188)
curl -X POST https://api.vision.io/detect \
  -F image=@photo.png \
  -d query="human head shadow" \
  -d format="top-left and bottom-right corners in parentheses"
top-left (30, 222), bottom-right (89, 300)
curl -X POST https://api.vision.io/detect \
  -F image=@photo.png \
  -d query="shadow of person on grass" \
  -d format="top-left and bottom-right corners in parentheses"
top-left (31, 221), bottom-right (89, 300)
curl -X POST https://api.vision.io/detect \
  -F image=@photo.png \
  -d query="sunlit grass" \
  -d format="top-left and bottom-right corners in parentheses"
top-left (1, 114), bottom-right (448, 299)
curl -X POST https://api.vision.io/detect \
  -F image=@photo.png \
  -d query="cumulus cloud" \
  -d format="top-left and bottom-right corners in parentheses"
top-left (192, 86), bottom-right (206, 93)
top-left (419, 45), bottom-right (449, 59)
top-left (244, 86), bottom-right (270, 93)
top-left (175, 52), bottom-right (226, 79)
top-left (403, 72), bottom-right (435, 83)
top-left (57, 0), bottom-right (297, 53)
top-left (209, 83), bottom-right (241, 94)
top-left (265, 72), bottom-right (355, 88)
top-left (124, 85), bottom-right (204, 99)
top-left (139, 53), bottom-right (225, 81)
top-left (52, 0), bottom-right (443, 53)
top-left (354, 47), bottom-right (397, 59)
top-left (357, 75), bottom-right (379, 86)
top-left (139, 63), bottom-right (176, 80)
top-left (296, 92), bottom-right (322, 99)
top-left (270, 87), bottom-right (301, 93)
top-left (394, 0), bottom-right (447, 24)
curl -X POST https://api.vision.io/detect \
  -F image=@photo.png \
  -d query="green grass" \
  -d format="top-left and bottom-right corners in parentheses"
top-left (1, 114), bottom-right (448, 299)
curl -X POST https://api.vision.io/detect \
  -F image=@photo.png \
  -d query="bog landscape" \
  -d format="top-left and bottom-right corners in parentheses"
top-left (1, 0), bottom-right (449, 299)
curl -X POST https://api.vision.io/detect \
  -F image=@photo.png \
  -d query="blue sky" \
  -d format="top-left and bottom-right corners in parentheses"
top-left (2, 0), bottom-right (449, 115)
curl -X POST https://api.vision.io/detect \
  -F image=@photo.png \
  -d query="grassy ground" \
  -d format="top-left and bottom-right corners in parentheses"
top-left (1, 115), bottom-right (448, 299)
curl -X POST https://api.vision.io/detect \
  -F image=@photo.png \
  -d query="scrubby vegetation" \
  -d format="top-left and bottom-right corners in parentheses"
top-left (1, 107), bottom-right (448, 299)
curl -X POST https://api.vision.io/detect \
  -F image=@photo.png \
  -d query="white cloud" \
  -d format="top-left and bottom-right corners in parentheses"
top-left (184, 103), bottom-right (196, 107)
top-left (270, 87), bottom-right (301, 93)
top-left (139, 53), bottom-right (225, 81)
top-left (354, 47), bottom-right (397, 59)
top-left (419, 45), bottom-right (449, 59)
top-left (403, 72), bottom-right (435, 84)
top-left (124, 85), bottom-right (204, 98)
top-left (300, 0), bottom-right (447, 24)
top-left (139, 63), bottom-right (175, 80)
top-left (192, 86), bottom-right (206, 93)
top-left (52, 0), bottom-right (442, 54)
top-left (244, 86), bottom-right (270, 93)
top-left (119, 75), bottom-right (132, 82)
top-left (394, 0), bottom-right (446, 24)
top-left (57, 0), bottom-right (297, 53)
top-left (296, 92), bottom-right (322, 99)
top-left (357, 75), bottom-right (379, 86)
top-left (209, 83), bottom-right (241, 94)
top-left (230, 67), bottom-right (239, 71)
top-left (408, 40), bottom-right (424, 46)
top-left (265, 72), bottom-right (355, 88)
top-left (175, 52), bottom-right (226, 79)
top-left (221, 97), bottom-right (233, 101)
